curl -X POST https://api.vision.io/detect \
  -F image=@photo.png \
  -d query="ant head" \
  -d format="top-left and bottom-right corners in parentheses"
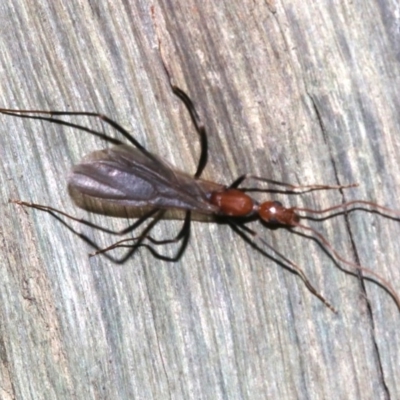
top-left (258, 201), bottom-right (300, 227)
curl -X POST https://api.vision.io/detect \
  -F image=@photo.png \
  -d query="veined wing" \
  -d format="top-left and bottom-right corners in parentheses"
top-left (68, 145), bottom-right (220, 213)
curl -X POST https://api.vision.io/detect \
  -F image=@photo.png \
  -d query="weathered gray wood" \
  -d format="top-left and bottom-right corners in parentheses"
top-left (0, 1), bottom-right (399, 399)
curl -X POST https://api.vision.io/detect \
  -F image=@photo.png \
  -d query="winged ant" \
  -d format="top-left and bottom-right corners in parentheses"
top-left (2, 66), bottom-right (399, 313)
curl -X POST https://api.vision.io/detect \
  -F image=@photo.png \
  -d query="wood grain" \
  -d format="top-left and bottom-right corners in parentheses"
top-left (1, 1), bottom-right (399, 399)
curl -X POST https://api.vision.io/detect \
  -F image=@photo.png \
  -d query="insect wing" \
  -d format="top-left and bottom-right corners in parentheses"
top-left (68, 145), bottom-right (218, 212)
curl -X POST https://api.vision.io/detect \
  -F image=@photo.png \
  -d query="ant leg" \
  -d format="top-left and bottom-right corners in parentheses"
top-left (11, 200), bottom-right (159, 236)
top-left (294, 200), bottom-right (400, 220)
top-left (11, 199), bottom-right (171, 264)
top-left (229, 174), bottom-right (357, 193)
top-left (84, 210), bottom-right (167, 264)
top-left (161, 62), bottom-right (208, 178)
top-left (0, 109), bottom-right (122, 146)
top-left (294, 222), bottom-right (400, 312)
top-left (0, 108), bottom-right (159, 163)
top-left (93, 211), bottom-right (192, 263)
top-left (227, 219), bottom-right (337, 313)
top-left (19, 196), bottom-right (192, 263)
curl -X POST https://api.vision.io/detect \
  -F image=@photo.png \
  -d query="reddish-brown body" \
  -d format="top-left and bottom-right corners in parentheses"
top-left (210, 189), bottom-right (255, 217)
top-left (210, 188), bottom-right (300, 226)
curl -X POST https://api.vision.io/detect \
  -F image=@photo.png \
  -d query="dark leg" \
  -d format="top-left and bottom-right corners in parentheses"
top-left (161, 63), bottom-right (208, 178)
top-left (83, 209), bottom-right (166, 264)
top-left (0, 109), bottom-right (121, 146)
top-left (12, 200), bottom-right (159, 236)
top-left (13, 199), bottom-right (192, 264)
top-left (94, 211), bottom-right (192, 263)
top-left (0, 108), bottom-right (159, 163)
top-left (226, 219), bottom-right (336, 313)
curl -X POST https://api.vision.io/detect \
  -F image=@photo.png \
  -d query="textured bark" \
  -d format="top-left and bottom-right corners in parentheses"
top-left (0, 1), bottom-right (399, 399)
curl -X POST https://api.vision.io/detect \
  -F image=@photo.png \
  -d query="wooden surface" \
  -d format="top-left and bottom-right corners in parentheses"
top-left (1, 1), bottom-right (400, 399)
